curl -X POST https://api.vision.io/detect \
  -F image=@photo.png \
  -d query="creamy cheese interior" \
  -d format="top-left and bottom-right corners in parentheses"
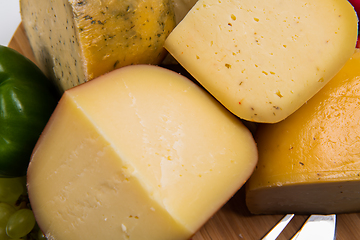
top-left (165, 0), bottom-right (358, 122)
top-left (28, 65), bottom-right (258, 240)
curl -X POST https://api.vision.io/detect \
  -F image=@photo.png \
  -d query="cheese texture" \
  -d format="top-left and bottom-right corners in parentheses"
top-left (246, 49), bottom-right (360, 214)
top-left (164, 0), bottom-right (358, 123)
top-left (27, 65), bottom-right (258, 240)
top-left (20, 0), bottom-right (175, 92)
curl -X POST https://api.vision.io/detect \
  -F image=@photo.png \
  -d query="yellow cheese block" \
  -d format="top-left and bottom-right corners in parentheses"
top-left (20, 0), bottom-right (175, 92)
top-left (27, 65), bottom-right (258, 240)
top-left (164, 0), bottom-right (358, 123)
top-left (246, 49), bottom-right (360, 214)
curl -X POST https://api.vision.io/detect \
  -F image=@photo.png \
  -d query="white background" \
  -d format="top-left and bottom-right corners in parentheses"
top-left (0, 0), bottom-right (21, 46)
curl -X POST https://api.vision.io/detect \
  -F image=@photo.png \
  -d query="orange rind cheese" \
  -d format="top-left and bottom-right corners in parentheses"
top-left (20, 0), bottom-right (175, 92)
top-left (246, 50), bottom-right (360, 214)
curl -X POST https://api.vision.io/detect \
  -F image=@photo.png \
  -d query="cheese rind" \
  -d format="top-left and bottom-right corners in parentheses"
top-left (246, 50), bottom-right (360, 214)
top-left (20, 0), bottom-right (175, 92)
top-left (28, 65), bottom-right (258, 239)
top-left (164, 0), bottom-right (358, 123)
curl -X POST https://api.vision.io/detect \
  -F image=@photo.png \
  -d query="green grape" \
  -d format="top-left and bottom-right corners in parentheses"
top-left (5, 209), bottom-right (35, 239)
top-left (0, 226), bottom-right (10, 240)
top-left (37, 229), bottom-right (47, 240)
top-left (0, 178), bottom-right (24, 206)
top-left (18, 176), bottom-right (27, 196)
top-left (0, 203), bottom-right (16, 227)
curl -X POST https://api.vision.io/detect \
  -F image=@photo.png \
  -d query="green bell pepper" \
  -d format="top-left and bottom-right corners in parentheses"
top-left (0, 45), bottom-right (59, 177)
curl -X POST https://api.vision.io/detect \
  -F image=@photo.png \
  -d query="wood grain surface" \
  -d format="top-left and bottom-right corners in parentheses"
top-left (8, 23), bottom-right (360, 240)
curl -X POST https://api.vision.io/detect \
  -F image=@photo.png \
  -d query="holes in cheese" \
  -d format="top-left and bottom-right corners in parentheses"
top-left (20, 0), bottom-right (176, 92)
top-left (164, 0), bottom-right (358, 123)
top-left (27, 65), bottom-right (258, 240)
top-left (246, 50), bottom-right (360, 215)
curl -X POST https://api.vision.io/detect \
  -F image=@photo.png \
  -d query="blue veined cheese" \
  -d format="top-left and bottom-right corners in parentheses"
top-left (165, 0), bottom-right (358, 123)
top-left (20, 0), bottom-right (176, 92)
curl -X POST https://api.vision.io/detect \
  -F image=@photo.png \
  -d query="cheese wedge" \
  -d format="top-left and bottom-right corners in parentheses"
top-left (20, 0), bottom-right (175, 92)
top-left (27, 65), bottom-right (257, 240)
top-left (164, 0), bottom-right (358, 123)
top-left (246, 49), bottom-right (360, 214)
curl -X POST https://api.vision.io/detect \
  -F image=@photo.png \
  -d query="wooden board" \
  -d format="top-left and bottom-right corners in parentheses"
top-left (8, 23), bottom-right (360, 240)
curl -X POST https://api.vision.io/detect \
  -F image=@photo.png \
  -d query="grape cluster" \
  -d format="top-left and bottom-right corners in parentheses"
top-left (0, 177), bottom-right (45, 240)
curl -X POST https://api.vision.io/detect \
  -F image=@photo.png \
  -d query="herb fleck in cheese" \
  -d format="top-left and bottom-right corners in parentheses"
top-left (21, 0), bottom-right (176, 92)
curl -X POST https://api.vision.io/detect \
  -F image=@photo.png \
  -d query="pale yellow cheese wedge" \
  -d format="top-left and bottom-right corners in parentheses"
top-left (246, 49), bottom-right (360, 214)
top-left (164, 0), bottom-right (358, 123)
top-left (20, 0), bottom-right (175, 92)
top-left (27, 65), bottom-right (258, 240)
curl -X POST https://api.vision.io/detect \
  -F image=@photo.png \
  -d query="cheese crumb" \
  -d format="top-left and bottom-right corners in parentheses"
top-left (121, 224), bottom-right (127, 232)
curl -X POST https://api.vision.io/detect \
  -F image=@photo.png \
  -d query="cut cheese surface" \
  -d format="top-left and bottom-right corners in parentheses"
top-left (164, 0), bottom-right (358, 123)
top-left (28, 65), bottom-right (258, 240)
top-left (20, 0), bottom-right (175, 92)
top-left (246, 49), bottom-right (360, 214)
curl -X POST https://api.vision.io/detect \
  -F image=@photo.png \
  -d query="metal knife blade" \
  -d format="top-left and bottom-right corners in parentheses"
top-left (262, 214), bottom-right (295, 240)
top-left (291, 214), bottom-right (336, 240)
